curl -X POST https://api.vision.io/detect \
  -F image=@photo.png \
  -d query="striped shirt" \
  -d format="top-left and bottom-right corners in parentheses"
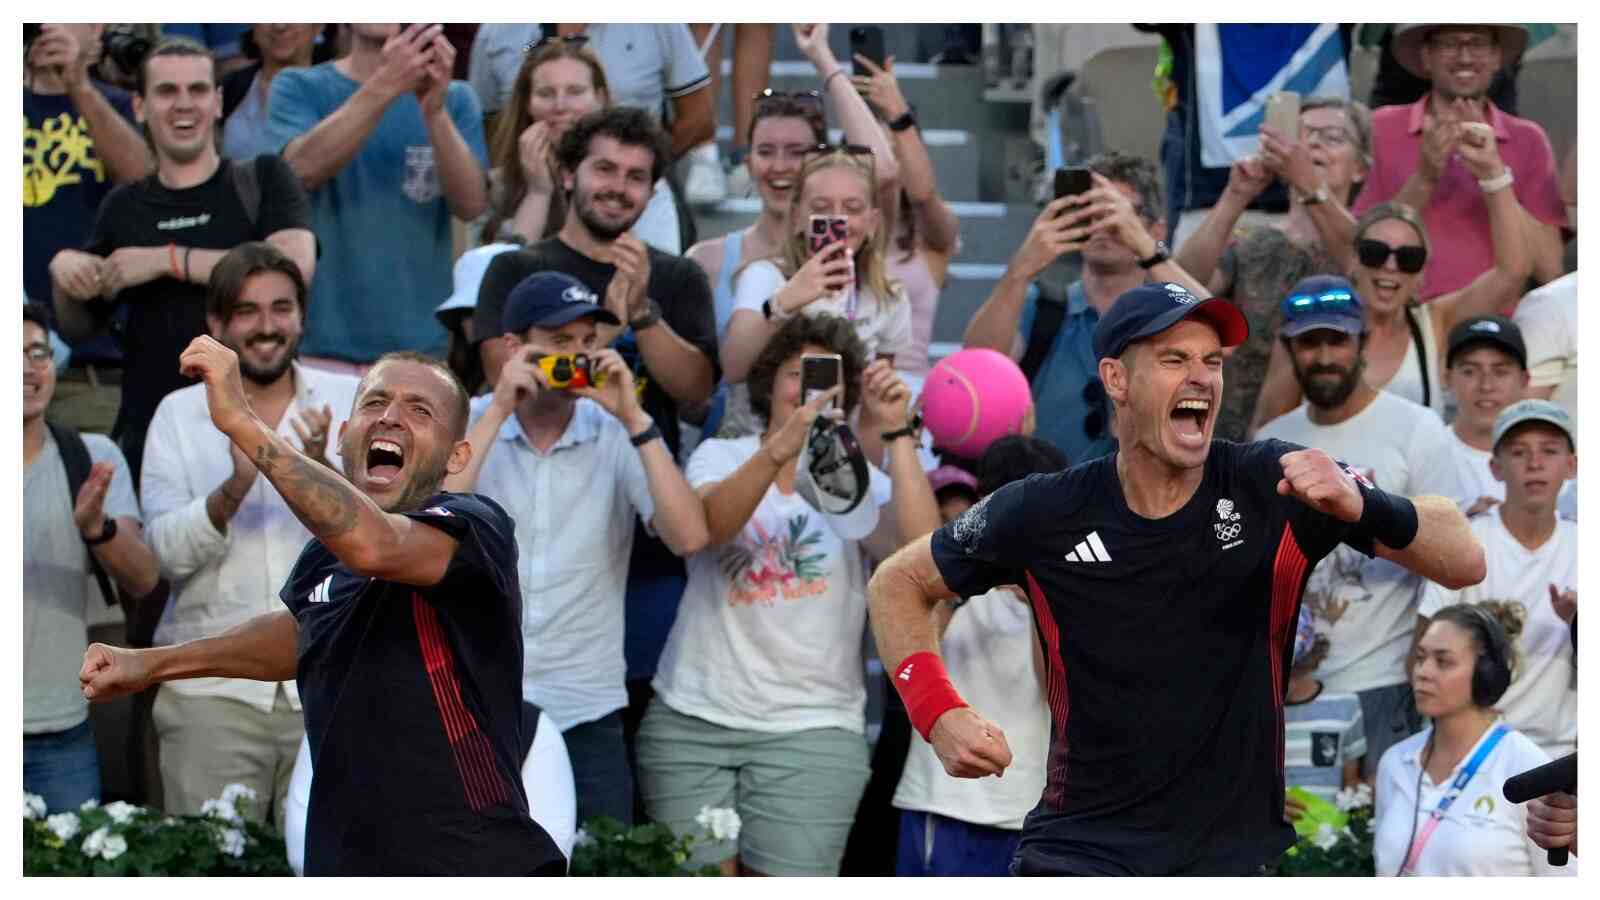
top-left (1284, 686), bottom-right (1365, 802)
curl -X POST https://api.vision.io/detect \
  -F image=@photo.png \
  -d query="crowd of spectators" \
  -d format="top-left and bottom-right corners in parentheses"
top-left (23, 21), bottom-right (1577, 877)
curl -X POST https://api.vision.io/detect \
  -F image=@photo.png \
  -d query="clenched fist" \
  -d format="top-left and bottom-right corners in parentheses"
top-left (178, 336), bottom-right (253, 437)
top-left (81, 642), bottom-right (155, 702)
top-left (1277, 448), bottom-right (1365, 523)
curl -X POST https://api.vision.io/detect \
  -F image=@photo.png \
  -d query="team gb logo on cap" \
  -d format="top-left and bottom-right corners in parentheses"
top-left (562, 285), bottom-right (598, 305)
top-left (1163, 282), bottom-right (1197, 305)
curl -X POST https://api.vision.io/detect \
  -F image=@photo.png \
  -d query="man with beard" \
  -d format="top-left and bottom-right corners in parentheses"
top-left (49, 37), bottom-right (316, 485)
top-left (868, 280), bottom-right (1484, 875)
top-left (1257, 274), bottom-right (1467, 780)
top-left (1352, 24), bottom-right (1567, 297)
top-left (81, 336), bottom-right (567, 876)
top-left (138, 242), bottom-right (357, 828)
top-left (472, 106), bottom-right (717, 782)
top-left (267, 23), bottom-right (488, 369)
top-left (962, 152), bottom-right (1210, 464)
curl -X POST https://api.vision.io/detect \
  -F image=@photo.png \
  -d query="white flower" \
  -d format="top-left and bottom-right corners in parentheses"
top-left (103, 801), bottom-right (140, 825)
top-left (101, 834), bottom-right (128, 861)
top-left (1335, 783), bottom-right (1374, 811)
top-left (79, 798), bottom-right (99, 812)
top-left (81, 826), bottom-right (107, 857)
top-left (219, 783), bottom-right (258, 806)
top-left (200, 798), bottom-right (242, 824)
top-left (1311, 822), bottom-right (1340, 851)
top-left (46, 812), bottom-right (81, 842)
top-left (217, 827), bottom-right (246, 858)
top-left (573, 828), bottom-right (594, 848)
top-left (694, 805), bottom-right (742, 843)
top-left (24, 793), bottom-right (47, 821)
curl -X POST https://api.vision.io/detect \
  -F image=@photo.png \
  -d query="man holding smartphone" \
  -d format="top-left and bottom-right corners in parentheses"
top-left (962, 152), bottom-right (1209, 464)
top-left (445, 270), bottom-right (710, 829)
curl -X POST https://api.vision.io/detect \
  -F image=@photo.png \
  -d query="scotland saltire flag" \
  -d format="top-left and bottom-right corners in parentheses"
top-left (1196, 24), bottom-right (1350, 168)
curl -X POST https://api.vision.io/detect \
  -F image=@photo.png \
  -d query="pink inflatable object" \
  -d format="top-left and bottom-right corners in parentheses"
top-left (921, 349), bottom-right (1033, 458)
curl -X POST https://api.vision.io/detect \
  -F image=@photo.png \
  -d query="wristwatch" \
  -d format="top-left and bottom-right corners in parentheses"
top-left (1137, 240), bottom-right (1171, 270)
top-left (881, 413), bottom-right (923, 444)
top-left (887, 110), bottom-right (917, 133)
top-left (1298, 183), bottom-right (1330, 205)
top-left (629, 420), bottom-right (662, 447)
top-left (83, 517), bottom-right (117, 546)
top-left (629, 299), bottom-right (662, 331)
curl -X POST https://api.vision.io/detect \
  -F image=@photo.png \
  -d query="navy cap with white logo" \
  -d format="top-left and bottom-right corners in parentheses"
top-left (501, 271), bottom-right (622, 335)
top-left (1447, 314), bottom-right (1527, 369)
top-left (1092, 282), bottom-right (1249, 361)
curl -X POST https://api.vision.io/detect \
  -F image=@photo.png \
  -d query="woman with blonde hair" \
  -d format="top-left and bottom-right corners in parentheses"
top-left (478, 36), bottom-right (680, 253)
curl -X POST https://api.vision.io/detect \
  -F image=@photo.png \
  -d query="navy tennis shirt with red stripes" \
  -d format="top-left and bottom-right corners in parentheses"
top-left (281, 492), bottom-right (564, 875)
top-left (930, 439), bottom-right (1383, 876)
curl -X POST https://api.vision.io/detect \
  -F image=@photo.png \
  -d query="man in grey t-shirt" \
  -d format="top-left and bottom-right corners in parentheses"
top-left (23, 303), bottom-right (159, 812)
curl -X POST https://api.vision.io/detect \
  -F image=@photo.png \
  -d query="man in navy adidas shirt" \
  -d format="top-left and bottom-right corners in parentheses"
top-left (869, 282), bottom-right (1485, 875)
top-left (80, 337), bottom-right (564, 875)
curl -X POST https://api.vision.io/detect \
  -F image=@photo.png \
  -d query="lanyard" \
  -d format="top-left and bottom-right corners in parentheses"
top-left (1400, 724), bottom-right (1509, 876)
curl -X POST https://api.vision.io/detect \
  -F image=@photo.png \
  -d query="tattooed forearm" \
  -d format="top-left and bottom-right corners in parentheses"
top-left (253, 440), bottom-right (364, 540)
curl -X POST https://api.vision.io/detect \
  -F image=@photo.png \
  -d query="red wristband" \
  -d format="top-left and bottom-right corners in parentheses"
top-left (168, 243), bottom-right (181, 279)
top-left (892, 651), bottom-right (968, 742)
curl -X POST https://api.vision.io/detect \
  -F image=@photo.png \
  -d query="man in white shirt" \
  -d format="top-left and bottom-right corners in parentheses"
top-left (1418, 400), bottom-right (1577, 758)
top-left (1258, 274), bottom-right (1466, 778)
top-left (1441, 315), bottom-right (1530, 516)
top-left (140, 242), bottom-right (358, 829)
top-left (446, 270), bottom-right (708, 827)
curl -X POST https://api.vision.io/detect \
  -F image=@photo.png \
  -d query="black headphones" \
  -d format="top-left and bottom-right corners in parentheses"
top-left (1454, 605), bottom-right (1513, 707)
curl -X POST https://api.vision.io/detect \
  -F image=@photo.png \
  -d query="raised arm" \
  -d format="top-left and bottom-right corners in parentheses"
top-left (178, 336), bottom-right (467, 588)
top-left (1277, 448), bottom-right (1485, 590)
top-left (81, 610), bottom-right (299, 702)
top-left (860, 362), bottom-right (941, 562)
top-left (416, 37), bottom-right (489, 221)
top-left (1431, 132), bottom-right (1533, 333)
top-left (852, 56), bottom-right (958, 255)
top-left (29, 27), bottom-right (152, 183)
top-left (699, 387), bottom-right (837, 546)
top-left (793, 24), bottom-right (898, 193)
top-left (962, 196), bottom-right (1081, 356)
top-left (1256, 125), bottom-right (1359, 272)
top-left (1175, 155), bottom-right (1270, 288)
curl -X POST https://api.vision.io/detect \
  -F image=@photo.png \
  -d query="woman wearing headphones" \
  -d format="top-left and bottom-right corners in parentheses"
top-left (1373, 604), bottom-right (1577, 876)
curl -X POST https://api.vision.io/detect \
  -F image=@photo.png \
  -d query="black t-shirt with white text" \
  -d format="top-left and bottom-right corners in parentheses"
top-left (279, 492), bottom-right (564, 876)
top-left (85, 154), bottom-right (310, 476)
top-left (930, 439), bottom-right (1374, 875)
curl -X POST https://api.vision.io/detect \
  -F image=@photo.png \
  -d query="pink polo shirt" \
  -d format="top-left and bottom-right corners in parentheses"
top-left (1353, 96), bottom-right (1566, 301)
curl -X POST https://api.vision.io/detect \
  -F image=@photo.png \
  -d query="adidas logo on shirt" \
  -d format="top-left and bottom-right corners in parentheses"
top-left (1063, 531), bottom-right (1112, 563)
top-left (308, 575), bottom-right (334, 604)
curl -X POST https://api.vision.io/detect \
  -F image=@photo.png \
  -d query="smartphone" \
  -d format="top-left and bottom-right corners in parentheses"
top-left (1054, 167), bottom-right (1092, 201)
top-left (801, 353), bottom-right (843, 409)
top-left (849, 26), bottom-right (886, 73)
top-left (808, 214), bottom-right (850, 256)
top-left (1263, 90), bottom-right (1300, 139)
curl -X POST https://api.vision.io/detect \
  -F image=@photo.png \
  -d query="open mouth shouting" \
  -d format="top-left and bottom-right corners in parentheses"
top-left (365, 437), bottom-right (407, 489)
top-left (1170, 396), bottom-right (1212, 450)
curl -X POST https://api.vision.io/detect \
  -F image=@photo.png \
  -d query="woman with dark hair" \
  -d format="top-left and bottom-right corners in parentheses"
top-left (636, 314), bottom-right (938, 877)
top-left (220, 25), bottom-right (326, 160)
top-left (477, 37), bottom-right (679, 254)
top-left (1372, 604), bottom-right (1576, 876)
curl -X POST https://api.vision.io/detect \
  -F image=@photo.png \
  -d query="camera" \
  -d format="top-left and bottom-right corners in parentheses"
top-left (538, 353), bottom-right (607, 391)
top-left (100, 24), bottom-right (153, 82)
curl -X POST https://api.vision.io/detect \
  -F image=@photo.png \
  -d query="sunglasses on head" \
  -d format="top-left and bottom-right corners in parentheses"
top-left (524, 33), bottom-right (589, 54)
top-left (1281, 289), bottom-right (1359, 320)
top-left (1356, 238), bottom-right (1427, 274)
top-left (801, 143), bottom-right (875, 172)
top-left (753, 88), bottom-right (824, 115)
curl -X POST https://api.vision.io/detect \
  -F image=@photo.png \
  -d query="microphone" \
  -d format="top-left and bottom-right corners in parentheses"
top-left (1503, 752), bottom-right (1577, 867)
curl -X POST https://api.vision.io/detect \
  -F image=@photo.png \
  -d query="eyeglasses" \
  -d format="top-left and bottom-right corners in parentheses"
top-left (524, 33), bottom-right (589, 54)
top-left (24, 345), bottom-right (52, 367)
top-left (1300, 125), bottom-right (1354, 148)
top-left (1356, 238), bottom-right (1428, 274)
top-left (753, 88), bottom-right (824, 116)
top-left (1082, 378), bottom-right (1107, 440)
top-left (1281, 289), bottom-right (1360, 321)
top-left (1428, 35), bottom-right (1495, 56)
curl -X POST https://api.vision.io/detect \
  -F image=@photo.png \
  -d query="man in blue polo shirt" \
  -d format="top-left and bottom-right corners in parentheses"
top-left (871, 282), bottom-right (1485, 875)
top-left (80, 338), bottom-right (564, 875)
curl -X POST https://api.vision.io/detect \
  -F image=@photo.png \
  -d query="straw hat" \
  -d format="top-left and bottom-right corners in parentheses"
top-left (1391, 24), bottom-right (1529, 80)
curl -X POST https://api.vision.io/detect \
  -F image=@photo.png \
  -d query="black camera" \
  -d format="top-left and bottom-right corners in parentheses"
top-left (101, 25), bottom-right (153, 78)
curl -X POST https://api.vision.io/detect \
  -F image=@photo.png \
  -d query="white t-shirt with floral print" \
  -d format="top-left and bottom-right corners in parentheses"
top-left (651, 435), bottom-right (890, 734)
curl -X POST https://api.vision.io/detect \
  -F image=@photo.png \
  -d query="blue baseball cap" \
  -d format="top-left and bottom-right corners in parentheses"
top-left (1280, 275), bottom-right (1366, 338)
top-left (501, 271), bottom-right (621, 335)
top-left (1493, 399), bottom-right (1575, 452)
top-left (1092, 282), bottom-right (1249, 361)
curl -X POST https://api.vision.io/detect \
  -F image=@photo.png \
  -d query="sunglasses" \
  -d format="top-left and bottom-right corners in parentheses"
top-left (801, 142), bottom-right (875, 171)
top-left (1356, 238), bottom-right (1427, 274)
top-left (753, 88), bottom-right (824, 116)
top-left (1082, 378), bottom-right (1107, 441)
top-left (524, 33), bottom-right (589, 54)
top-left (1281, 289), bottom-right (1360, 320)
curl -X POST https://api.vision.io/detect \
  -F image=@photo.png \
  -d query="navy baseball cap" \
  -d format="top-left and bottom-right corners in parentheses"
top-left (1280, 275), bottom-right (1366, 338)
top-left (1092, 282), bottom-right (1249, 361)
top-left (1447, 315), bottom-right (1527, 369)
top-left (501, 271), bottom-right (621, 335)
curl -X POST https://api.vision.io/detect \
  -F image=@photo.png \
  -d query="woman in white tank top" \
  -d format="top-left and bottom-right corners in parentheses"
top-left (1251, 186), bottom-right (1531, 432)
